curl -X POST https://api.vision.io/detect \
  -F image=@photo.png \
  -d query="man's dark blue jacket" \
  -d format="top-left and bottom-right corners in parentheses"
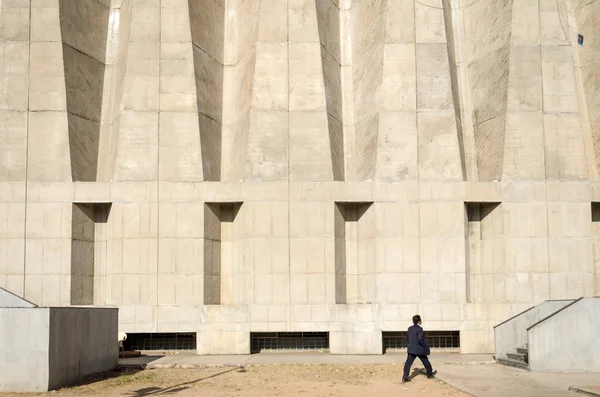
top-left (406, 324), bottom-right (430, 356)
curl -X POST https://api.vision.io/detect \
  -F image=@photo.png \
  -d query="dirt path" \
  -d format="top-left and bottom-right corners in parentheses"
top-left (1, 365), bottom-right (471, 397)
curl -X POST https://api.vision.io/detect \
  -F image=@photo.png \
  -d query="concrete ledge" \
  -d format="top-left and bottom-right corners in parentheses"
top-left (569, 386), bottom-right (600, 397)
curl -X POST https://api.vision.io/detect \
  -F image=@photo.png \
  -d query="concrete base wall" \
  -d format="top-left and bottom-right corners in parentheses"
top-left (528, 298), bottom-right (600, 372)
top-left (0, 307), bottom-right (118, 392)
top-left (197, 305), bottom-right (250, 355)
top-left (0, 308), bottom-right (51, 392)
top-left (330, 330), bottom-right (382, 355)
top-left (494, 300), bottom-right (574, 360)
top-left (48, 308), bottom-right (119, 390)
top-left (197, 330), bottom-right (251, 355)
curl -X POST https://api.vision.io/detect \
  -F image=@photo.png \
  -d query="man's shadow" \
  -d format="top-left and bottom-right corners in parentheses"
top-left (408, 367), bottom-right (429, 381)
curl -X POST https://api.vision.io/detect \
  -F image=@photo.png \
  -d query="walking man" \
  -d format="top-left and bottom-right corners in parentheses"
top-left (402, 315), bottom-right (437, 382)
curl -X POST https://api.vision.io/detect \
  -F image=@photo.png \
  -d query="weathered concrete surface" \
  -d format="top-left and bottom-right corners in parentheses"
top-left (528, 297), bottom-right (600, 372)
top-left (0, 307), bottom-right (118, 392)
top-left (494, 299), bottom-right (574, 360)
top-left (1, 0), bottom-right (600, 356)
top-left (437, 362), bottom-right (600, 397)
top-left (0, 308), bottom-right (51, 392)
top-left (47, 307), bottom-right (119, 390)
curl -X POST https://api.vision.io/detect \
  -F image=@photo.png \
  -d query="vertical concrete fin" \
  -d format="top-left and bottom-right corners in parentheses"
top-left (97, 0), bottom-right (132, 182)
top-left (316, 0), bottom-right (345, 181)
top-left (189, 0), bottom-right (259, 182)
top-left (541, 1), bottom-right (588, 181)
top-left (469, 0), bottom-right (512, 182)
top-left (351, 0), bottom-right (386, 181)
top-left (443, 0), bottom-right (513, 182)
top-left (316, 0), bottom-right (386, 181)
top-left (443, 3), bottom-right (468, 180)
top-left (188, 0), bottom-right (225, 181)
top-left (223, 0), bottom-right (260, 182)
top-left (565, 0), bottom-right (600, 180)
top-left (59, 0), bottom-right (111, 182)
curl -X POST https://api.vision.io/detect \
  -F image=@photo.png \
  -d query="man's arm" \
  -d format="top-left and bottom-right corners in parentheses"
top-left (417, 328), bottom-right (427, 348)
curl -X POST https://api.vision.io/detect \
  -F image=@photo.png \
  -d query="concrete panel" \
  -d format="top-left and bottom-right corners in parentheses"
top-left (528, 298), bottom-right (600, 372)
top-left (0, 308), bottom-right (50, 392)
top-left (47, 307), bottom-right (118, 390)
top-left (330, 329), bottom-right (382, 355)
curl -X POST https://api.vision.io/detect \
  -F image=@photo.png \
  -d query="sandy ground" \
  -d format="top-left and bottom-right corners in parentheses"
top-left (1, 365), bottom-right (471, 397)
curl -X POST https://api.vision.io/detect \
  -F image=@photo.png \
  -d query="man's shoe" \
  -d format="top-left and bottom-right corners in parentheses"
top-left (402, 378), bottom-right (411, 383)
top-left (427, 370), bottom-right (437, 379)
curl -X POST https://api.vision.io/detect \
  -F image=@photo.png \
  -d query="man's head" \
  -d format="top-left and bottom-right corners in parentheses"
top-left (412, 315), bottom-right (422, 325)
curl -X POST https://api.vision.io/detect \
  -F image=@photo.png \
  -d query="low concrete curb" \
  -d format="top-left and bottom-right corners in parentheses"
top-left (569, 386), bottom-right (600, 397)
top-left (126, 361), bottom-right (497, 370)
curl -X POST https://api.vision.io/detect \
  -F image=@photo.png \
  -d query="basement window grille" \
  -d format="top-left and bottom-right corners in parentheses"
top-left (124, 333), bottom-right (197, 351)
top-left (251, 332), bottom-right (329, 354)
top-left (382, 331), bottom-right (460, 352)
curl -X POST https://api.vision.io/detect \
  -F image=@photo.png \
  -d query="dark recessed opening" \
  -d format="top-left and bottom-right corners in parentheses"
top-left (382, 331), bottom-right (460, 353)
top-left (465, 202), bottom-right (501, 222)
top-left (123, 333), bottom-right (197, 351)
top-left (250, 332), bottom-right (329, 354)
top-left (592, 202), bottom-right (600, 222)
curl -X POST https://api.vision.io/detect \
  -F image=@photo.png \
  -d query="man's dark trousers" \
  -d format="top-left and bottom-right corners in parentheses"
top-left (403, 353), bottom-right (433, 379)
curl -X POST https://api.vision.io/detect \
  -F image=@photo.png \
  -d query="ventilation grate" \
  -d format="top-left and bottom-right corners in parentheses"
top-left (124, 333), bottom-right (197, 351)
top-left (251, 332), bottom-right (329, 353)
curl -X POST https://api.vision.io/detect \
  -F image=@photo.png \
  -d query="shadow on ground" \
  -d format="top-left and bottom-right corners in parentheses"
top-left (128, 366), bottom-right (247, 396)
top-left (66, 367), bottom-right (145, 388)
top-left (408, 368), bottom-right (430, 381)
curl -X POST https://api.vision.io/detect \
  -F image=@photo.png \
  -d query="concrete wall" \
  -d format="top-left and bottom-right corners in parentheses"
top-left (0, 308), bottom-right (50, 392)
top-left (1, 0), bottom-right (600, 356)
top-left (0, 307), bottom-right (118, 392)
top-left (0, 286), bottom-right (35, 307)
top-left (528, 297), bottom-right (600, 372)
top-left (494, 299), bottom-right (573, 360)
top-left (48, 307), bottom-right (118, 390)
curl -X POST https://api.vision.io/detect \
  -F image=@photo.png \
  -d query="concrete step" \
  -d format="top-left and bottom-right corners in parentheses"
top-left (506, 352), bottom-right (528, 363)
top-left (497, 357), bottom-right (529, 371)
top-left (516, 347), bottom-right (528, 355)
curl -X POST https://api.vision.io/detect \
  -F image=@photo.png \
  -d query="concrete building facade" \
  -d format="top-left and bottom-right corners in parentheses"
top-left (0, 0), bottom-right (599, 354)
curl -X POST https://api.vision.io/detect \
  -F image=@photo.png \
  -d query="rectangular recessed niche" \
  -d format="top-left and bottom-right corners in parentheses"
top-left (70, 203), bottom-right (112, 305)
top-left (250, 332), bottom-right (329, 354)
top-left (592, 203), bottom-right (600, 296)
top-left (334, 202), bottom-right (375, 304)
top-left (382, 331), bottom-right (460, 353)
top-left (203, 202), bottom-right (242, 305)
top-left (465, 202), bottom-right (502, 303)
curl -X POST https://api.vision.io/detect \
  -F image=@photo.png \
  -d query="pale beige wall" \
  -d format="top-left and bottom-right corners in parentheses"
top-left (1, 0), bottom-right (599, 354)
